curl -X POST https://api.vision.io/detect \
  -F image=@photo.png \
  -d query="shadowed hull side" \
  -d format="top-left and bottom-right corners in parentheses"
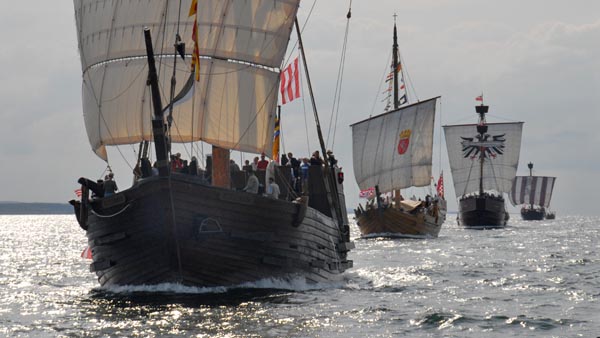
top-left (81, 174), bottom-right (353, 287)
top-left (521, 208), bottom-right (545, 221)
top-left (458, 195), bottom-right (507, 229)
top-left (355, 203), bottom-right (446, 239)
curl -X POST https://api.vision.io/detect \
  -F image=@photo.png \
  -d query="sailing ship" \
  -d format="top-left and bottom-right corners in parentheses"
top-left (69, 0), bottom-right (353, 287)
top-left (444, 102), bottom-right (523, 229)
top-left (351, 22), bottom-right (446, 239)
top-left (509, 162), bottom-right (557, 220)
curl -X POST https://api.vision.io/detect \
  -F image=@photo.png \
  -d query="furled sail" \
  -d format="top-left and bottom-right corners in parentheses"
top-left (509, 176), bottom-right (556, 207)
top-left (74, 0), bottom-right (300, 159)
top-left (351, 97), bottom-right (438, 193)
top-left (443, 122), bottom-right (523, 198)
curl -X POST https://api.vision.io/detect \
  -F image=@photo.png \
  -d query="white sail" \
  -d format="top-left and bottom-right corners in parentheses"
top-left (509, 176), bottom-right (556, 207)
top-left (74, 0), bottom-right (300, 159)
top-left (443, 122), bottom-right (524, 198)
top-left (351, 98), bottom-right (438, 193)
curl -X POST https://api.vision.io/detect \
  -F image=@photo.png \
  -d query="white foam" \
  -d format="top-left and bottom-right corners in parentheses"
top-left (96, 275), bottom-right (347, 294)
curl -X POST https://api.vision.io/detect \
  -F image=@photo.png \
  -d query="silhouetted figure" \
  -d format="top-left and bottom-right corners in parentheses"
top-left (103, 173), bottom-right (118, 197)
top-left (280, 153), bottom-right (289, 166)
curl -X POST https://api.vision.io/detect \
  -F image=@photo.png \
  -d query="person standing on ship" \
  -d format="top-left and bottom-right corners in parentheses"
top-left (266, 177), bottom-right (280, 199)
top-left (310, 151), bottom-right (323, 166)
top-left (242, 168), bottom-right (259, 194)
top-left (103, 173), bottom-right (118, 197)
top-left (257, 153), bottom-right (269, 170)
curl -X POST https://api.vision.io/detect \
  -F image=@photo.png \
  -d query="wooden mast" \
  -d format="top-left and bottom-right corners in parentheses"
top-left (393, 16), bottom-right (400, 110)
top-left (212, 146), bottom-right (230, 188)
top-left (475, 104), bottom-right (489, 196)
top-left (528, 162), bottom-right (534, 209)
top-left (143, 28), bottom-right (169, 177)
top-left (294, 18), bottom-right (346, 235)
top-left (372, 18), bottom-right (401, 211)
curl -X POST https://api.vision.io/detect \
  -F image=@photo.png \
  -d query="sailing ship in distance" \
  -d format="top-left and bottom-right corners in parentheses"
top-left (443, 97), bottom-right (524, 228)
top-left (510, 162), bottom-right (557, 220)
top-left (351, 20), bottom-right (446, 239)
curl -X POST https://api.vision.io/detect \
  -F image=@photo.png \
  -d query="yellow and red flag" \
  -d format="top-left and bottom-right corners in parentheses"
top-left (272, 112), bottom-right (281, 163)
top-left (189, 0), bottom-right (200, 81)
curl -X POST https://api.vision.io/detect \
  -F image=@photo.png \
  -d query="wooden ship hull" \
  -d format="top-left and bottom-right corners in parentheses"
top-left (72, 172), bottom-right (353, 287)
top-left (520, 207), bottom-right (545, 221)
top-left (354, 200), bottom-right (446, 239)
top-left (458, 195), bottom-right (507, 229)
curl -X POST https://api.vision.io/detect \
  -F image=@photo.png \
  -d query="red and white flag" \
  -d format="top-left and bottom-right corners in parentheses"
top-left (280, 57), bottom-right (300, 104)
top-left (436, 172), bottom-right (444, 198)
top-left (81, 246), bottom-right (92, 259)
top-left (475, 94), bottom-right (483, 102)
top-left (74, 188), bottom-right (82, 198)
top-left (359, 187), bottom-right (375, 199)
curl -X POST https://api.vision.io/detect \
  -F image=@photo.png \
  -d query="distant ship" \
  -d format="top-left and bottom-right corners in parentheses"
top-left (510, 162), bottom-right (557, 220)
top-left (351, 21), bottom-right (446, 239)
top-left (444, 102), bottom-right (523, 229)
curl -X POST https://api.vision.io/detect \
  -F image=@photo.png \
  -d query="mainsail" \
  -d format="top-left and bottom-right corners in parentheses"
top-left (509, 176), bottom-right (556, 207)
top-left (443, 122), bottom-right (523, 198)
top-left (74, 0), bottom-right (300, 159)
top-left (351, 97), bottom-right (438, 193)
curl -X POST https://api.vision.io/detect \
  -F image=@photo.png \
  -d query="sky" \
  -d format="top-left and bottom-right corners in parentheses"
top-left (0, 1), bottom-right (599, 216)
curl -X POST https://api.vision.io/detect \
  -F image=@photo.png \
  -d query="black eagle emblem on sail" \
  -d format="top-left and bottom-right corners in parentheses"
top-left (460, 133), bottom-right (506, 159)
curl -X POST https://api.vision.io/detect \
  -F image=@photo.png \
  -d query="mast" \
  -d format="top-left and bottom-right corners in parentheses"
top-left (392, 16), bottom-right (400, 110)
top-left (144, 28), bottom-right (169, 177)
top-left (528, 162), bottom-right (534, 208)
top-left (475, 104), bottom-right (489, 196)
top-left (528, 162), bottom-right (534, 177)
top-left (294, 18), bottom-right (345, 233)
top-left (380, 18), bottom-right (400, 205)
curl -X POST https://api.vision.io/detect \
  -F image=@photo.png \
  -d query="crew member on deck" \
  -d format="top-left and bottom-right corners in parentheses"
top-left (266, 177), bottom-right (280, 199)
top-left (310, 151), bottom-right (323, 166)
top-left (300, 158), bottom-right (310, 194)
top-left (242, 168), bottom-right (259, 194)
top-left (326, 150), bottom-right (338, 167)
top-left (257, 153), bottom-right (269, 170)
top-left (103, 173), bottom-right (118, 197)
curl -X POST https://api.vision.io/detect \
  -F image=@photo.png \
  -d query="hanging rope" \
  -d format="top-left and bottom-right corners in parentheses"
top-left (300, 70), bottom-right (312, 155)
top-left (398, 52), bottom-right (419, 103)
top-left (369, 50), bottom-right (393, 117)
top-left (326, 0), bottom-right (352, 150)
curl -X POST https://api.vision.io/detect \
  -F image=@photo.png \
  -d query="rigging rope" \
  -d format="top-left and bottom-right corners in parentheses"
top-left (300, 69), bottom-right (312, 155)
top-left (398, 52), bottom-right (419, 103)
top-left (326, 1), bottom-right (352, 150)
top-left (369, 50), bottom-right (393, 117)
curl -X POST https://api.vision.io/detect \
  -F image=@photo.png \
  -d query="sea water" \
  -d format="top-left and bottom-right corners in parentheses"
top-left (0, 214), bottom-right (598, 337)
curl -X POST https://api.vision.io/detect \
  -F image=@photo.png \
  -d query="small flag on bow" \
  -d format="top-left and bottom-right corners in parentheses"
top-left (81, 246), bottom-right (92, 259)
top-left (359, 187), bottom-right (376, 199)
